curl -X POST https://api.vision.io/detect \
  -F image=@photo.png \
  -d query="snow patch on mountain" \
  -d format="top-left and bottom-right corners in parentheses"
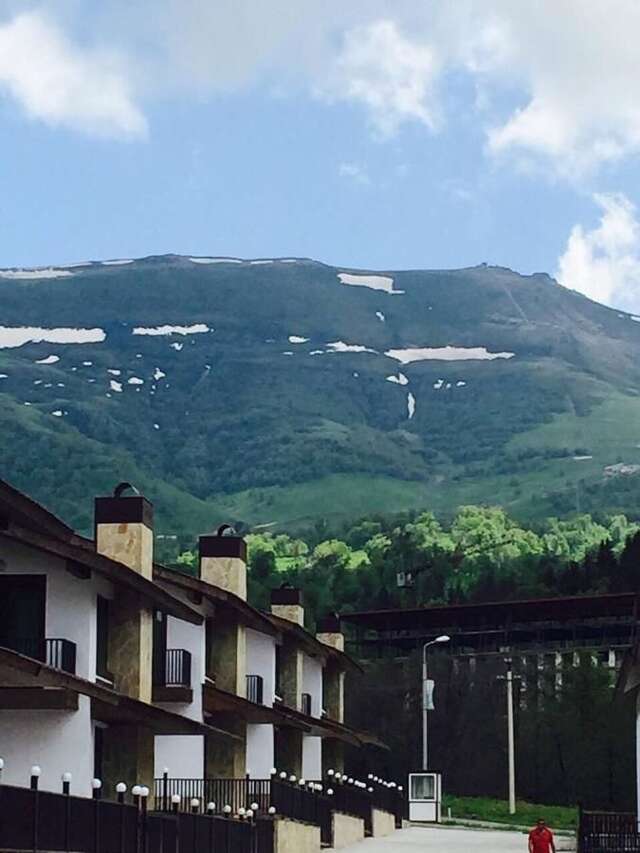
top-left (385, 346), bottom-right (515, 364)
top-left (0, 268), bottom-right (73, 280)
top-left (376, 311), bottom-right (385, 322)
top-left (133, 324), bottom-right (210, 336)
top-left (386, 373), bottom-right (409, 386)
top-left (189, 257), bottom-right (242, 264)
top-left (407, 392), bottom-right (416, 419)
top-left (36, 355), bottom-right (60, 365)
top-left (289, 335), bottom-right (309, 344)
top-left (326, 341), bottom-right (378, 354)
top-left (110, 380), bottom-right (123, 393)
top-left (338, 272), bottom-right (404, 295)
top-left (102, 259), bottom-right (134, 266)
top-left (0, 327), bottom-right (106, 349)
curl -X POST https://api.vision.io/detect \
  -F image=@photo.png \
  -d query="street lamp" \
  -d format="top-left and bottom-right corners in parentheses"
top-left (422, 635), bottom-right (450, 771)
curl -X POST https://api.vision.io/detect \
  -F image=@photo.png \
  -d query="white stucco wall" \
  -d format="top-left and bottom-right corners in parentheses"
top-left (159, 615), bottom-right (205, 721)
top-left (1, 539), bottom-right (113, 681)
top-left (246, 629), bottom-right (276, 706)
top-left (302, 655), bottom-right (323, 717)
top-left (154, 615), bottom-right (207, 778)
top-left (154, 735), bottom-right (204, 778)
top-left (0, 695), bottom-right (95, 796)
top-left (302, 735), bottom-right (322, 781)
top-left (246, 723), bottom-right (275, 779)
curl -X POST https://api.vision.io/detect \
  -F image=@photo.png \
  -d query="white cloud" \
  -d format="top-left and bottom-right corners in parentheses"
top-left (4, 0), bottom-right (640, 176)
top-left (321, 19), bottom-right (440, 137)
top-left (476, 2), bottom-right (640, 175)
top-left (556, 193), bottom-right (640, 312)
top-left (0, 11), bottom-right (146, 138)
top-left (338, 162), bottom-right (370, 186)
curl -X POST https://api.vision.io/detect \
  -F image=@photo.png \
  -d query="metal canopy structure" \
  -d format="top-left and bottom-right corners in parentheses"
top-left (342, 592), bottom-right (640, 658)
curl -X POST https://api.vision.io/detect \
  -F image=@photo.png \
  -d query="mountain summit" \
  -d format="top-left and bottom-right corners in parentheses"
top-left (1, 254), bottom-right (640, 534)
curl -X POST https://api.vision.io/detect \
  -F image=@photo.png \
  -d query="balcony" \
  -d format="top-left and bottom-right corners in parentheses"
top-left (0, 637), bottom-right (77, 675)
top-left (153, 648), bottom-right (193, 703)
top-left (301, 692), bottom-right (312, 716)
top-left (246, 674), bottom-right (264, 704)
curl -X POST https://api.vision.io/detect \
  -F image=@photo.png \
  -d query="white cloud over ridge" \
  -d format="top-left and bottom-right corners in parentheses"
top-left (0, 11), bottom-right (146, 138)
top-left (556, 194), bottom-right (640, 313)
top-left (3, 0), bottom-right (640, 179)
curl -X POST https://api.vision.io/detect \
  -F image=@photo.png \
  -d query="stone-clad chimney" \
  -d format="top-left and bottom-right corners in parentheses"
top-left (199, 525), bottom-right (247, 601)
top-left (270, 586), bottom-right (304, 626)
top-left (317, 613), bottom-right (345, 724)
top-left (94, 483), bottom-right (154, 579)
top-left (316, 612), bottom-right (344, 652)
top-left (199, 527), bottom-right (247, 698)
top-left (94, 483), bottom-right (153, 704)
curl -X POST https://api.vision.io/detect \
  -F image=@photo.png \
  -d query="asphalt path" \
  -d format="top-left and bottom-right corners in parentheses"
top-left (335, 825), bottom-right (575, 852)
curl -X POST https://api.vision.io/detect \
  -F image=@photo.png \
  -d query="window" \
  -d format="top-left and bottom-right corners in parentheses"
top-left (96, 596), bottom-right (112, 681)
top-left (410, 774), bottom-right (435, 801)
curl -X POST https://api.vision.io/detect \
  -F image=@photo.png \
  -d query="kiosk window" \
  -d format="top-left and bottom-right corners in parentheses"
top-left (411, 775), bottom-right (435, 800)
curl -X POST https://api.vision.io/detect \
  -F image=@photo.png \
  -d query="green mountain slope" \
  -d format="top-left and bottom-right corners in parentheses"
top-left (2, 255), bottom-right (640, 534)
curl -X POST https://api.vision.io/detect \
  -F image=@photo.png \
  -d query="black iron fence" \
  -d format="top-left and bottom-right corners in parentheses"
top-left (164, 649), bottom-right (192, 687)
top-left (0, 782), bottom-right (272, 853)
top-left (578, 809), bottom-right (640, 852)
top-left (155, 776), bottom-right (333, 845)
top-left (0, 636), bottom-right (77, 674)
top-left (246, 675), bottom-right (264, 705)
top-left (154, 772), bottom-right (405, 848)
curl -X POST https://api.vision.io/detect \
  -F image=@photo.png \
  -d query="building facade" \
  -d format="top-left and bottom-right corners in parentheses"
top-left (0, 479), bottom-right (379, 799)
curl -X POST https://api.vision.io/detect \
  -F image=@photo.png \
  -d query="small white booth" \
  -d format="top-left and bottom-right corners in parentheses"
top-left (408, 772), bottom-right (442, 823)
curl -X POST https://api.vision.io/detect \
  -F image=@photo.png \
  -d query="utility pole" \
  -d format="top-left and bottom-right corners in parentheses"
top-left (505, 658), bottom-right (516, 815)
top-left (421, 635), bottom-right (450, 771)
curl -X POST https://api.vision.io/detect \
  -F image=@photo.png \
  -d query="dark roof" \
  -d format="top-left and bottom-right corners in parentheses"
top-left (272, 701), bottom-right (387, 749)
top-left (341, 593), bottom-right (640, 632)
top-left (203, 683), bottom-right (309, 729)
top-left (265, 613), bottom-right (363, 674)
top-left (0, 479), bottom-right (201, 625)
top-left (154, 565), bottom-right (279, 636)
top-left (0, 478), bottom-right (76, 542)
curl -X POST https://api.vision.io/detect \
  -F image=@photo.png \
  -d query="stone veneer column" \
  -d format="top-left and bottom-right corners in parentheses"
top-left (271, 588), bottom-right (305, 711)
top-left (94, 490), bottom-right (154, 703)
top-left (102, 724), bottom-right (155, 791)
top-left (205, 723), bottom-right (247, 778)
top-left (316, 614), bottom-right (345, 723)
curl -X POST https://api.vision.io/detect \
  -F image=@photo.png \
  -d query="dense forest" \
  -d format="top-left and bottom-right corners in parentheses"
top-left (171, 504), bottom-right (640, 809)
top-left (170, 505), bottom-right (640, 628)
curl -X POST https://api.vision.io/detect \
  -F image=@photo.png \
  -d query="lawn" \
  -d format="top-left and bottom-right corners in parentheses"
top-left (443, 795), bottom-right (578, 831)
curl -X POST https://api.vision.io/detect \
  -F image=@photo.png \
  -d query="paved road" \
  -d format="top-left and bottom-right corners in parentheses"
top-left (338, 825), bottom-right (576, 852)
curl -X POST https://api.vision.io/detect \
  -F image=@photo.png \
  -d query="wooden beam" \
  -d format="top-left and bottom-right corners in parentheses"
top-left (0, 687), bottom-right (78, 710)
top-left (152, 685), bottom-right (193, 704)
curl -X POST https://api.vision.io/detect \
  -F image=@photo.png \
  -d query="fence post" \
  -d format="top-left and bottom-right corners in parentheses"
top-left (92, 781), bottom-right (102, 853)
top-left (62, 773), bottom-right (72, 853)
top-left (30, 765), bottom-right (41, 853)
top-left (116, 785), bottom-right (127, 853)
top-left (140, 787), bottom-right (149, 853)
top-left (162, 769), bottom-right (169, 812)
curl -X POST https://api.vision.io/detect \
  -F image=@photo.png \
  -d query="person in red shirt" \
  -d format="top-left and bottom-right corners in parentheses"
top-left (529, 818), bottom-right (556, 853)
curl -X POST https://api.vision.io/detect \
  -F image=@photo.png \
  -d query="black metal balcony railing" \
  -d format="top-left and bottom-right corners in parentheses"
top-left (155, 648), bottom-right (192, 688)
top-left (301, 692), bottom-right (312, 716)
top-left (246, 674), bottom-right (264, 704)
top-left (0, 636), bottom-right (77, 675)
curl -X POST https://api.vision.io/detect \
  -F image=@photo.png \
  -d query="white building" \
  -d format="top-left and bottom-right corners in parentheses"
top-left (0, 479), bottom-right (378, 798)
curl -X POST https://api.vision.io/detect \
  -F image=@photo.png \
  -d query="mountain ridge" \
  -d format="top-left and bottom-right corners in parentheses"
top-left (1, 253), bottom-right (640, 539)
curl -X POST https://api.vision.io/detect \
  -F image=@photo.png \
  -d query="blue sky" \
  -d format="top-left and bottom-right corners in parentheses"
top-left (2, 1), bottom-right (640, 311)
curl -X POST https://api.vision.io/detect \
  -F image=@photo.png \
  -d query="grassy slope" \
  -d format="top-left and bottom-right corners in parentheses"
top-left (443, 795), bottom-right (577, 831)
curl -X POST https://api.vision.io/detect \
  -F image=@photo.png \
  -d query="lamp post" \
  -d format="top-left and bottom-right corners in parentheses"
top-left (422, 635), bottom-right (450, 771)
